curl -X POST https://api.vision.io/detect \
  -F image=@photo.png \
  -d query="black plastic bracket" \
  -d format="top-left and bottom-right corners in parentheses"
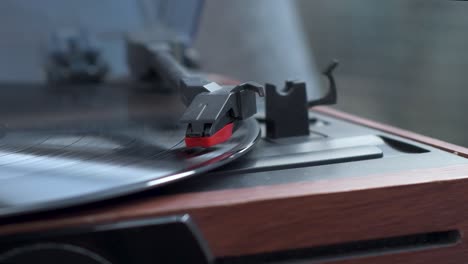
top-left (265, 60), bottom-right (339, 139)
top-left (265, 81), bottom-right (310, 139)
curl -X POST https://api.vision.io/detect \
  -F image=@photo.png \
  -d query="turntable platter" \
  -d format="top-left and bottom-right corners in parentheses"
top-left (0, 83), bottom-right (260, 217)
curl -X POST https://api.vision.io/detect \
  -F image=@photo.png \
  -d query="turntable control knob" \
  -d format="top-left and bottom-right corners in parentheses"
top-left (0, 243), bottom-right (112, 264)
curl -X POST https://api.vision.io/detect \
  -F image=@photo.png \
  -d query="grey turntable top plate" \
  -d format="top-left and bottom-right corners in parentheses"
top-left (0, 82), bottom-right (260, 217)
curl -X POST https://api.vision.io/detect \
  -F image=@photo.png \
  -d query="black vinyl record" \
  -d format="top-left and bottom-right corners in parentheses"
top-left (0, 83), bottom-right (260, 217)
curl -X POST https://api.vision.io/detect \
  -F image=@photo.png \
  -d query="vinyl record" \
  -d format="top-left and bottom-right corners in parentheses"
top-left (0, 83), bottom-right (260, 217)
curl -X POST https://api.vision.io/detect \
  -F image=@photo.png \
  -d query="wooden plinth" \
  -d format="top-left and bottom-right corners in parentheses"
top-left (1, 107), bottom-right (468, 263)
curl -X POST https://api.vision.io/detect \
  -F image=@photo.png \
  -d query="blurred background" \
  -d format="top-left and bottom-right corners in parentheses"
top-left (196, 0), bottom-right (468, 147)
top-left (1, 0), bottom-right (467, 146)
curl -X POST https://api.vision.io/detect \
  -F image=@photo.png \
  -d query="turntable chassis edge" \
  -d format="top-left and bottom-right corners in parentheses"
top-left (1, 107), bottom-right (468, 264)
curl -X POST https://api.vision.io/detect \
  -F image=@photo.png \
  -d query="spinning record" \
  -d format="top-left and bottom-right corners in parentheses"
top-left (0, 83), bottom-right (260, 217)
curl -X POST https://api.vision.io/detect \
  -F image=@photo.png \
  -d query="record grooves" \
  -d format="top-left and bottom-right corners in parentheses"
top-left (0, 84), bottom-right (260, 217)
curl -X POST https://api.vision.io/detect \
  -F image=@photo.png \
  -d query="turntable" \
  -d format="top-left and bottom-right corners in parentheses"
top-left (1, 3), bottom-right (468, 264)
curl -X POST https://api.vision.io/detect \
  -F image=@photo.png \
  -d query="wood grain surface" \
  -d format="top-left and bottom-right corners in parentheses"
top-left (1, 107), bottom-right (468, 263)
